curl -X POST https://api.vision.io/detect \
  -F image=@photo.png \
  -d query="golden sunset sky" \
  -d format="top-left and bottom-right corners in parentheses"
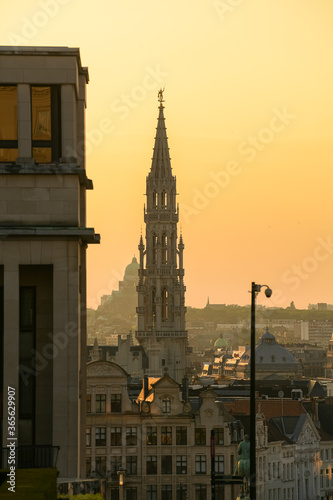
top-left (2, 0), bottom-right (333, 310)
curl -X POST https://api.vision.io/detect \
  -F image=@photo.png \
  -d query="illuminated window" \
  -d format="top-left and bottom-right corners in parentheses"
top-left (31, 86), bottom-right (61, 163)
top-left (0, 86), bottom-right (18, 162)
top-left (161, 426), bottom-right (172, 445)
top-left (153, 191), bottom-right (158, 209)
top-left (146, 427), bottom-right (157, 445)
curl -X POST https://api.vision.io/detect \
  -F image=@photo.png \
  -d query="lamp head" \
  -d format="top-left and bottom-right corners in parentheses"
top-left (264, 287), bottom-right (272, 298)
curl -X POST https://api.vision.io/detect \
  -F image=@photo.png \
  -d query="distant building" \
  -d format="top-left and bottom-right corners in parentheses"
top-left (234, 328), bottom-right (302, 380)
top-left (325, 334), bottom-right (333, 379)
top-left (86, 360), bottom-right (242, 500)
top-left (136, 94), bottom-right (190, 382)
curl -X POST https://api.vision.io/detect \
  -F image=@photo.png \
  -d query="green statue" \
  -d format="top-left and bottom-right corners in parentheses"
top-left (235, 434), bottom-right (250, 498)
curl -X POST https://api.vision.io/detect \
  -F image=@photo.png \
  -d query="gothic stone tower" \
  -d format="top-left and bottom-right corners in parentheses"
top-left (136, 92), bottom-right (189, 382)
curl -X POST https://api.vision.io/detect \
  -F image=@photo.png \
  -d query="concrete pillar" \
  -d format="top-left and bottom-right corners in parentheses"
top-left (2, 258), bottom-right (19, 448)
top-left (17, 84), bottom-right (32, 159)
top-left (61, 85), bottom-right (77, 159)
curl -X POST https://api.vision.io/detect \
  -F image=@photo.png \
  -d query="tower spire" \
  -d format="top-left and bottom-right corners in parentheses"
top-left (150, 89), bottom-right (172, 179)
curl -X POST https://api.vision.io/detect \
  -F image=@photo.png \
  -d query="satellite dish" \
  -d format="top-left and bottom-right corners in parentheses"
top-left (278, 390), bottom-right (284, 398)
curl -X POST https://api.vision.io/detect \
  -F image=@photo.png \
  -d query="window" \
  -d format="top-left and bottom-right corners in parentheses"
top-left (31, 86), bottom-right (61, 163)
top-left (215, 485), bottom-right (225, 500)
top-left (95, 456), bottom-right (106, 476)
top-left (162, 289), bottom-right (168, 321)
top-left (152, 234), bottom-right (158, 264)
top-left (111, 394), bottom-right (122, 413)
top-left (176, 426), bottom-right (187, 445)
top-left (214, 428), bottom-right (224, 445)
top-left (162, 234), bottom-right (167, 264)
top-left (0, 86), bottom-right (18, 162)
top-left (86, 394), bottom-right (91, 413)
top-left (146, 426), bottom-right (157, 445)
top-left (126, 456), bottom-right (137, 475)
top-left (110, 456), bottom-right (122, 475)
top-left (177, 485), bottom-right (187, 500)
top-left (162, 397), bottom-right (171, 413)
top-left (126, 426), bottom-right (137, 446)
top-left (126, 487), bottom-right (137, 500)
top-left (96, 394), bottom-right (106, 413)
top-left (161, 191), bottom-right (167, 209)
top-left (146, 456), bottom-right (157, 475)
top-left (153, 191), bottom-right (158, 209)
top-left (110, 489), bottom-right (119, 500)
top-left (176, 455), bottom-right (187, 474)
top-left (86, 428), bottom-right (91, 447)
top-left (195, 455), bottom-right (206, 474)
top-left (215, 455), bottom-right (224, 473)
top-left (161, 426), bottom-right (172, 445)
top-left (195, 428), bottom-right (206, 445)
top-left (161, 485), bottom-right (172, 500)
top-left (86, 457), bottom-right (91, 477)
top-left (147, 485), bottom-right (157, 500)
top-left (95, 427), bottom-right (106, 446)
top-left (111, 427), bottom-right (122, 446)
top-left (195, 485), bottom-right (207, 500)
top-left (161, 455), bottom-right (172, 474)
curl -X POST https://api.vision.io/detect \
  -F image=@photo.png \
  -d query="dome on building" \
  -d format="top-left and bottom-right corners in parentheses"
top-left (214, 334), bottom-right (228, 349)
top-left (237, 327), bottom-right (301, 380)
top-left (124, 256), bottom-right (139, 279)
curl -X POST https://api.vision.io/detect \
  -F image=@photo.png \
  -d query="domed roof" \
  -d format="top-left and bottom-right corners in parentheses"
top-left (240, 327), bottom-right (298, 367)
top-left (124, 256), bottom-right (139, 278)
top-left (214, 334), bottom-right (228, 348)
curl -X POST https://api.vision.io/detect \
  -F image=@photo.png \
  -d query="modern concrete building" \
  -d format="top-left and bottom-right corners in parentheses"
top-left (136, 91), bottom-right (190, 383)
top-left (0, 46), bottom-right (99, 479)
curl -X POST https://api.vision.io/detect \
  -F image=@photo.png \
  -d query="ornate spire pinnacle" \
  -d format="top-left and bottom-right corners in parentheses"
top-left (150, 90), bottom-right (172, 179)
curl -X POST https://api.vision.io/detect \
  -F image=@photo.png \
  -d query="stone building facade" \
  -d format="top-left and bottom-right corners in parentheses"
top-left (86, 360), bottom-right (242, 500)
top-left (0, 46), bottom-right (99, 479)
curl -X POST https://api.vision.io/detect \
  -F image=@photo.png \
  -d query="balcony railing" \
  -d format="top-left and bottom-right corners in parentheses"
top-left (1, 445), bottom-right (60, 469)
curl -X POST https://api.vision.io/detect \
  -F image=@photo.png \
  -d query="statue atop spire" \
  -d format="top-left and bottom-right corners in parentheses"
top-left (158, 87), bottom-right (165, 107)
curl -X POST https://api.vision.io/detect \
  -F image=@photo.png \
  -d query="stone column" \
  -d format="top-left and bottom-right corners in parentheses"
top-left (17, 84), bottom-right (32, 160)
top-left (2, 254), bottom-right (19, 448)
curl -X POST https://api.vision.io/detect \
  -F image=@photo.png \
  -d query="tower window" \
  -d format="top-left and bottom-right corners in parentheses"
top-left (162, 289), bottom-right (168, 321)
top-left (152, 234), bottom-right (157, 264)
top-left (162, 234), bottom-right (167, 264)
top-left (161, 191), bottom-right (167, 209)
top-left (153, 191), bottom-right (158, 209)
top-left (152, 288), bottom-right (156, 324)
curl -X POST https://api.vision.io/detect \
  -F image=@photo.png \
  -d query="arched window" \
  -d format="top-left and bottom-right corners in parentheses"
top-left (153, 191), bottom-right (158, 209)
top-left (162, 234), bottom-right (167, 264)
top-left (152, 234), bottom-right (157, 264)
top-left (161, 191), bottom-right (167, 209)
top-left (162, 288), bottom-right (168, 321)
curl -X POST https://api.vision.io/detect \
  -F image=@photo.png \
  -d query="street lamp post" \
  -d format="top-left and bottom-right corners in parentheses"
top-left (250, 282), bottom-right (272, 500)
top-left (117, 467), bottom-right (126, 500)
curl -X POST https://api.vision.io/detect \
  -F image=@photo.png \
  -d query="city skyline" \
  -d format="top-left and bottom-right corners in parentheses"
top-left (2, 1), bottom-right (333, 310)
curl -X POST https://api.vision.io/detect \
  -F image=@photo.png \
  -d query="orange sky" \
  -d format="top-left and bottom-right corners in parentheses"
top-left (2, 1), bottom-right (333, 310)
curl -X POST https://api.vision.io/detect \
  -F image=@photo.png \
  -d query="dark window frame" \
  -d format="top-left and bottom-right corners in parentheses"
top-left (111, 393), bottom-right (122, 413)
top-left (31, 85), bottom-right (61, 163)
top-left (195, 428), bottom-right (206, 446)
top-left (146, 456), bottom-right (157, 475)
top-left (161, 455), bottom-right (172, 474)
top-left (146, 426), bottom-right (157, 445)
top-left (0, 85), bottom-right (18, 162)
top-left (111, 427), bottom-right (122, 446)
top-left (96, 393), bottom-right (106, 413)
top-left (176, 426), bottom-right (187, 445)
